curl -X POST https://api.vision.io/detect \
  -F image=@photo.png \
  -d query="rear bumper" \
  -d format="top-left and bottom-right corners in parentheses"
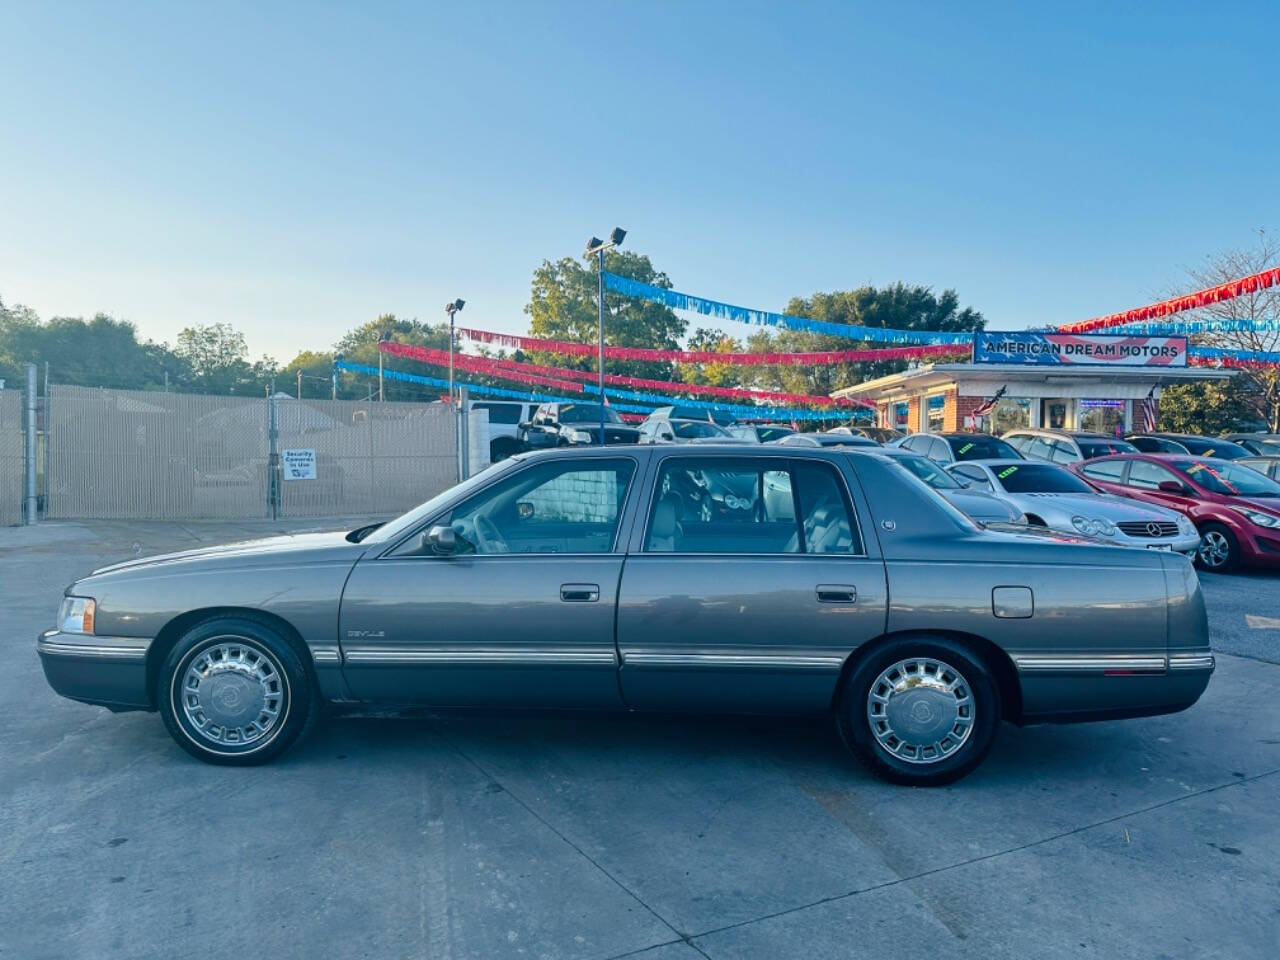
top-left (1013, 651), bottom-right (1214, 724)
top-left (36, 630), bottom-right (152, 712)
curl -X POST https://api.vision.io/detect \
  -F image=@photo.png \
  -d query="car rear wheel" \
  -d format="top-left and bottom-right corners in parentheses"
top-left (837, 637), bottom-right (1001, 786)
top-left (157, 617), bottom-right (318, 765)
top-left (1196, 523), bottom-right (1240, 573)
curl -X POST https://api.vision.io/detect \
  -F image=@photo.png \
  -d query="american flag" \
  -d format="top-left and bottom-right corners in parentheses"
top-left (1139, 387), bottom-right (1157, 433)
top-left (972, 385), bottom-right (1007, 418)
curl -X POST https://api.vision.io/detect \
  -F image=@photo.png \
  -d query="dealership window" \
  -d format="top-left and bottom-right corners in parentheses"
top-left (893, 402), bottom-right (910, 433)
top-left (926, 394), bottom-right (946, 433)
top-left (1078, 399), bottom-right (1126, 437)
top-left (987, 397), bottom-right (1031, 435)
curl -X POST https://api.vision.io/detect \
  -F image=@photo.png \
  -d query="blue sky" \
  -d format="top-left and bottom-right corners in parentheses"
top-left (2, 1), bottom-right (1276, 361)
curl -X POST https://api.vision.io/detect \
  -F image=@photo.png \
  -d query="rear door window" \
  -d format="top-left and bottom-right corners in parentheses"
top-left (1127, 460), bottom-right (1180, 490)
top-left (645, 457), bottom-right (861, 554)
top-left (1081, 459), bottom-right (1125, 482)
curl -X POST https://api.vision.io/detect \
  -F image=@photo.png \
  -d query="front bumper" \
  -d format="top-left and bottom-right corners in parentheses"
top-left (36, 630), bottom-right (152, 711)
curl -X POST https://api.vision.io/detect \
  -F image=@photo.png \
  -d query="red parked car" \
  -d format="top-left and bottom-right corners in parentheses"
top-left (1072, 453), bottom-right (1280, 573)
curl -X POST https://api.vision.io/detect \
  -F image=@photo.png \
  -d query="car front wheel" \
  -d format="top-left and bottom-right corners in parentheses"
top-left (1196, 523), bottom-right (1240, 573)
top-left (837, 637), bottom-right (1001, 786)
top-left (157, 617), bottom-right (318, 765)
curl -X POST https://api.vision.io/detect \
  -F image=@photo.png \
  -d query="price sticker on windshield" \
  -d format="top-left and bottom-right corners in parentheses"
top-left (997, 466), bottom-right (1019, 479)
top-left (959, 443), bottom-right (975, 455)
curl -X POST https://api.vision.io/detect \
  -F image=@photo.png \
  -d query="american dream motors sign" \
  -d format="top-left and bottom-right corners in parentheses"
top-left (973, 332), bottom-right (1188, 367)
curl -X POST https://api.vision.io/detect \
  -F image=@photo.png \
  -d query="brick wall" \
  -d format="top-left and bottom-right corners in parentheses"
top-left (948, 394), bottom-right (987, 432)
top-left (907, 397), bottom-right (921, 433)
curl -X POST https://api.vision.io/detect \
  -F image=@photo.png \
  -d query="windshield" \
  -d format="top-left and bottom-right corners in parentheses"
top-left (1077, 438), bottom-right (1138, 458)
top-left (1173, 459), bottom-right (1280, 497)
top-left (992, 463), bottom-right (1093, 494)
top-left (950, 436), bottom-right (1021, 461)
top-left (671, 420), bottom-right (730, 438)
top-left (755, 426), bottom-right (794, 442)
top-left (1175, 437), bottom-right (1249, 459)
top-left (559, 404), bottom-right (622, 424)
top-left (1245, 437), bottom-right (1280, 454)
top-left (361, 458), bottom-right (518, 544)
top-left (894, 455), bottom-right (964, 490)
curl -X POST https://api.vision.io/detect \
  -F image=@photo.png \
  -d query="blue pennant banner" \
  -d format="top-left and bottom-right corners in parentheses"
top-left (1188, 346), bottom-right (1280, 364)
top-left (602, 272), bottom-right (974, 346)
top-left (1110, 318), bottom-right (1280, 336)
top-left (334, 361), bottom-right (865, 421)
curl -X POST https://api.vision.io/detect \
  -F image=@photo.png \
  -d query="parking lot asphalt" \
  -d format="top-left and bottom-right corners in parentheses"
top-left (2, 520), bottom-right (1278, 960)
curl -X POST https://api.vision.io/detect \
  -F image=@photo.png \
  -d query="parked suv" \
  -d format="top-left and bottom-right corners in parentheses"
top-left (1003, 429), bottom-right (1137, 463)
top-left (517, 402), bottom-right (641, 449)
top-left (469, 400), bottom-right (537, 462)
top-left (898, 432), bottom-right (1022, 465)
top-left (1073, 453), bottom-right (1280, 572)
top-left (638, 416), bottom-right (736, 444)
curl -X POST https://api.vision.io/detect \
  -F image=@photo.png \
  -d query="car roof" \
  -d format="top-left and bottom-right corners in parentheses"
top-left (951, 458), bottom-right (1031, 468)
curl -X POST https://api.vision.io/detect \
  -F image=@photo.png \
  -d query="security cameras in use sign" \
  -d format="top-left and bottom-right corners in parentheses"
top-left (282, 449), bottom-right (317, 480)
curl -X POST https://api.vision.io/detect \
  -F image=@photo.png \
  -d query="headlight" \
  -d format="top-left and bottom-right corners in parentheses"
top-left (1071, 516), bottom-right (1117, 537)
top-left (1176, 514), bottom-right (1196, 534)
top-left (566, 429), bottom-right (593, 444)
top-left (1229, 506), bottom-right (1280, 529)
top-left (58, 596), bottom-right (96, 635)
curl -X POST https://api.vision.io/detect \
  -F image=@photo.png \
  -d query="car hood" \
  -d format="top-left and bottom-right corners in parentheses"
top-left (938, 489), bottom-right (1021, 522)
top-left (89, 530), bottom-right (366, 577)
top-left (1239, 496), bottom-right (1280, 514)
top-left (1004, 492), bottom-right (1183, 522)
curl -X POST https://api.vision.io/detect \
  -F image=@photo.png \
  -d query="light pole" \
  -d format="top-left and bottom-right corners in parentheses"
top-left (584, 228), bottom-right (626, 444)
top-left (444, 298), bottom-right (465, 481)
top-left (377, 329), bottom-right (393, 401)
top-left (444, 299), bottom-right (465, 404)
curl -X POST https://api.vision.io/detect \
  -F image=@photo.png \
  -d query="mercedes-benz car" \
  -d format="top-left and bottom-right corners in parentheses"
top-left (38, 445), bottom-right (1213, 787)
top-left (947, 459), bottom-right (1201, 556)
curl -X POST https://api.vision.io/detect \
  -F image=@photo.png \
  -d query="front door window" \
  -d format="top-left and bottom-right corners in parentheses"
top-left (400, 458), bottom-right (637, 555)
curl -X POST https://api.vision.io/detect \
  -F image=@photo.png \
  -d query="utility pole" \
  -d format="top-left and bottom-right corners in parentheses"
top-left (584, 228), bottom-right (626, 444)
top-left (298, 369), bottom-right (303, 399)
top-left (24, 363), bottom-right (38, 524)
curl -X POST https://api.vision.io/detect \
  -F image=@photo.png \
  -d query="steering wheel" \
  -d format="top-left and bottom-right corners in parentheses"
top-left (473, 513), bottom-right (510, 554)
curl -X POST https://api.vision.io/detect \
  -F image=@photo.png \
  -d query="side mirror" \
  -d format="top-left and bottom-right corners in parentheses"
top-left (517, 421), bottom-right (532, 431)
top-left (422, 524), bottom-right (457, 555)
top-left (1157, 480), bottom-right (1187, 495)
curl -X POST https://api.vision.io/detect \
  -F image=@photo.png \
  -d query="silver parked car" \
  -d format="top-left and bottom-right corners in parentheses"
top-left (38, 445), bottom-right (1213, 786)
top-left (876, 448), bottom-right (1024, 525)
top-left (947, 459), bottom-right (1201, 556)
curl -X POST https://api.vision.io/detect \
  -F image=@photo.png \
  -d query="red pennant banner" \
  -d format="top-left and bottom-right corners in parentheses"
top-left (1060, 267), bottom-right (1280, 334)
top-left (457, 327), bottom-right (967, 367)
top-left (379, 341), bottom-right (876, 408)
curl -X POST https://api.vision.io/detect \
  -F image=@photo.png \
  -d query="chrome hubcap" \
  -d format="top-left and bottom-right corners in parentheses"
top-left (866, 657), bottom-right (974, 764)
top-left (180, 640), bottom-right (285, 746)
top-left (1199, 531), bottom-right (1230, 568)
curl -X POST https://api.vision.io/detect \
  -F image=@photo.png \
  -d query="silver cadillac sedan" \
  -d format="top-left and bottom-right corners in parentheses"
top-left (37, 445), bottom-right (1214, 786)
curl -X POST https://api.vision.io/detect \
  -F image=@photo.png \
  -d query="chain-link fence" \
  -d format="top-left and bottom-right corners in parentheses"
top-left (275, 398), bottom-right (462, 518)
top-left (39, 385), bottom-right (481, 522)
top-left (0, 391), bottom-right (22, 525)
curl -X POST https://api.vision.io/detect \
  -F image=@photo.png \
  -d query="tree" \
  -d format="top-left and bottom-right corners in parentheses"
top-left (1177, 232), bottom-right (1280, 431)
top-left (680, 328), bottom-right (743, 387)
top-left (330, 314), bottom-right (452, 401)
top-left (1, 298), bottom-right (180, 391)
top-left (174, 323), bottom-right (277, 395)
top-left (1159, 377), bottom-right (1256, 435)
top-left (745, 283), bottom-right (984, 399)
top-left (524, 250), bottom-right (687, 380)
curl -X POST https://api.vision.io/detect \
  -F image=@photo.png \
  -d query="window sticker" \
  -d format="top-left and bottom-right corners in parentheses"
top-left (958, 442), bottom-right (975, 455)
top-left (997, 466), bottom-right (1019, 479)
top-left (1186, 463), bottom-right (1204, 474)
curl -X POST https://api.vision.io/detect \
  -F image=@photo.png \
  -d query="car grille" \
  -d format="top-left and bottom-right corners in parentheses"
top-left (1117, 521), bottom-right (1179, 538)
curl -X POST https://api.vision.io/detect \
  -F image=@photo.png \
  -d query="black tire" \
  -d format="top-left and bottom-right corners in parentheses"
top-left (1195, 522), bottom-right (1240, 573)
top-left (156, 616), bottom-right (318, 765)
top-left (836, 636), bottom-right (1001, 786)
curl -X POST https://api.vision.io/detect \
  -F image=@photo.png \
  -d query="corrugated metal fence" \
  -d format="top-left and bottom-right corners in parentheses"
top-left (40, 385), bottom-right (484, 522)
top-left (0, 391), bottom-right (22, 525)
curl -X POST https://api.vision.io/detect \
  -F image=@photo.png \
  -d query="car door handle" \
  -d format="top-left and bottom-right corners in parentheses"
top-left (560, 583), bottom-right (600, 602)
top-left (816, 584), bottom-right (857, 604)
